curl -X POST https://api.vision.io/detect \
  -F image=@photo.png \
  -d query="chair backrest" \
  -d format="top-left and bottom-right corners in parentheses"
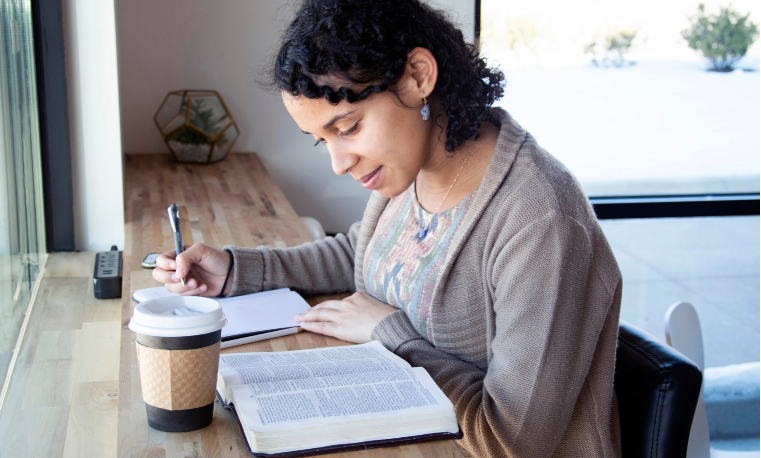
top-left (615, 321), bottom-right (703, 458)
top-left (299, 216), bottom-right (327, 241)
top-left (665, 302), bottom-right (705, 371)
top-left (664, 301), bottom-right (712, 458)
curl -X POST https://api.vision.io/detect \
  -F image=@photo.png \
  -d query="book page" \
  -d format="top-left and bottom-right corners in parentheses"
top-left (231, 366), bottom-right (455, 431)
top-left (218, 341), bottom-right (411, 392)
top-left (244, 368), bottom-right (415, 395)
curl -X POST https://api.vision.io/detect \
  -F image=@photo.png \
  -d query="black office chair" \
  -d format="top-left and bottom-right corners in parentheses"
top-left (614, 321), bottom-right (703, 458)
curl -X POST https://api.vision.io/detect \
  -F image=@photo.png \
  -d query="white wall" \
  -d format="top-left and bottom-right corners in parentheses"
top-left (116, 0), bottom-right (475, 234)
top-left (63, 0), bottom-right (125, 252)
top-left (429, 0), bottom-right (475, 43)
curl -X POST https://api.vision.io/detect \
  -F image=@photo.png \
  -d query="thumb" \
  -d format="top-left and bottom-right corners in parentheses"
top-left (175, 243), bottom-right (204, 278)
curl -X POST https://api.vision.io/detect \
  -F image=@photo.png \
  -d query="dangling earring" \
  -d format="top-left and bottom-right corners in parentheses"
top-left (420, 97), bottom-right (430, 121)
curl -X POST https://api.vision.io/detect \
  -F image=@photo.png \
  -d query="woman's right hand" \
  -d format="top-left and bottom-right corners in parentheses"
top-left (152, 242), bottom-right (233, 297)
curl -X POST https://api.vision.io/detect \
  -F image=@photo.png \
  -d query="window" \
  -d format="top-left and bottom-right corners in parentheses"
top-left (479, 0), bottom-right (760, 371)
top-left (480, 0), bottom-right (760, 198)
top-left (0, 0), bottom-right (46, 391)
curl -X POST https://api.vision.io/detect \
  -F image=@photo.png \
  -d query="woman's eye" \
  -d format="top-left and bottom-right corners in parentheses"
top-left (312, 122), bottom-right (358, 146)
top-left (340, 122), bottom-right (360, 137)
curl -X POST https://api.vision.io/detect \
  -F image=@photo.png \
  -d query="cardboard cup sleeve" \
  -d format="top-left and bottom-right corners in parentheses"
top-left (136, 341), bottom-right (220, 411)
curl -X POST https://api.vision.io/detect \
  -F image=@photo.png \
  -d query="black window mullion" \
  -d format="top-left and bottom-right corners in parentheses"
top-left (31, 0), bottom-right (74, 251)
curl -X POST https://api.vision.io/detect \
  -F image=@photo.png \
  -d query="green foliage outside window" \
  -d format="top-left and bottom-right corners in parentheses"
top-left (585, 29), bottom-right (639, 68)
top-left (504, 17), bottom-right (539, 52)
top-left (605, 30), bottom-right (638, 67)
top-left (682, 3), bottom-right (759, 72)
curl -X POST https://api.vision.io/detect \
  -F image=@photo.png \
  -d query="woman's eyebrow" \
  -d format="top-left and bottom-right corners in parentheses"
top-left (300, 110), bottom-right (358, 135)
top-left (322, 110), bottom-right (357, 130)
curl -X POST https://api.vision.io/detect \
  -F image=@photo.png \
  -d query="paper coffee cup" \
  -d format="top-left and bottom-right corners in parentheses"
top-left (129, 295), bottom-right (227, 432)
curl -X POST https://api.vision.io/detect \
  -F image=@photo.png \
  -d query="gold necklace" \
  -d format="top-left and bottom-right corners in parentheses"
top-left (417, 155), bottom-right (470, 239)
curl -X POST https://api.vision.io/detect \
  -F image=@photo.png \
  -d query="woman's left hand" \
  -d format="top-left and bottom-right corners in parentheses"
top-left (294, 292), bottom-right (397, 343)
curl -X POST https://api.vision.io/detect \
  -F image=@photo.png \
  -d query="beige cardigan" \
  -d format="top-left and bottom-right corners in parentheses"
top-left (225, 108), bottom-right (622, 457)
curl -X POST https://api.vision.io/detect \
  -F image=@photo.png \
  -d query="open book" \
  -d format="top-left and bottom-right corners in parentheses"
top-left (216, 341), bottom-right (461, 457)
top-left (133, 287), bottom-right (310, 348)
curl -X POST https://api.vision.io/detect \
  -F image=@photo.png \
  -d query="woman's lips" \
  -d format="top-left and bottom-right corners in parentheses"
top-left (360, 167), bottom-right (382, 189)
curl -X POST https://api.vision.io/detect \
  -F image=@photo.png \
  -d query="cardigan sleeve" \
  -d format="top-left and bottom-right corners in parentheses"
top-left (222, 221), bottom-right (360, 297)
top-left (371, 212), bottom-right (616, 457)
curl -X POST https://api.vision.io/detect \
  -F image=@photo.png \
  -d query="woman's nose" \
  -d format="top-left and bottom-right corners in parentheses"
top-left (328, 144), bottom-right (359, 176)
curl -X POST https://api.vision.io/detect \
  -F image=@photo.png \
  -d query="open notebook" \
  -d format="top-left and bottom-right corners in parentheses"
top-left (132, 287), bottom-right (310, 348)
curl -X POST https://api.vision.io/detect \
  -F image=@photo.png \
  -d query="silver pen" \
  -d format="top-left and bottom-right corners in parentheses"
top-left (167, 203), bottom-right (186, 286)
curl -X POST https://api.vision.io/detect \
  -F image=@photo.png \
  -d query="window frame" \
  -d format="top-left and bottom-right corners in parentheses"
top-left (31, 0), bottom-right (74, 251)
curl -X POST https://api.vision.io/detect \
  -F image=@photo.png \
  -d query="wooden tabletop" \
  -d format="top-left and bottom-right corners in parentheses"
top-left (0, 251), bottom-right (122, 457)
top-left (117, 154), bottom-right (464, 458)
top-left (0, 154), bottom-right (463, 457)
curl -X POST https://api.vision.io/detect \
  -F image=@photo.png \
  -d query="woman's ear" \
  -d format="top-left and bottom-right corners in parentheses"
top-left (402, 47), bottom-right (438, 99)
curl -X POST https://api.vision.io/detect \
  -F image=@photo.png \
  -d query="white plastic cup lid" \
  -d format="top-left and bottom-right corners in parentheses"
top-left (128, 296), bottom-right (227, 338)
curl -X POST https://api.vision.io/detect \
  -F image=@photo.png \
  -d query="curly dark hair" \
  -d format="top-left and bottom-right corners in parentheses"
top-left (269, 0), bottom-right (505, 152)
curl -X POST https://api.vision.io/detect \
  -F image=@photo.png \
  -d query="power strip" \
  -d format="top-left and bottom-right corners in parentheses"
top-left (94, 246), bottom-right (123, 299)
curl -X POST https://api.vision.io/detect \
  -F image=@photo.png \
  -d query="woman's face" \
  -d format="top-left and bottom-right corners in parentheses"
top-left (282, 88), bottom-right (433, 198)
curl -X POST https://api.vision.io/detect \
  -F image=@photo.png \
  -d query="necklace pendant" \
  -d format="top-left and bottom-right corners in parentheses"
top-left (418, 227), bottom-right (427, 239)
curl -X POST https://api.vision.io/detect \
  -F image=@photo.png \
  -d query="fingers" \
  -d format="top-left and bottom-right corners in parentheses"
top-left (295, 295), bottom-right (387, 343)
top-left (174, 243), bottom-right (206, 279)
top-left (294, 301), bottom-right (343, 322)
top-left (162, 273), bottom-right (209, 295)
top-left (298, 320), bottom-right (338, 336)
top-left (179, 283), bottom-right (209, 296)
top-left (152, 267), bottom-right (199, 288)
top-left (174, 244), bottom-right (199, 280)
top-left (294, 303), bottom-right (341, 323)
top-left (155, 250), bottom-right (177, 270)
top-left (152, 266), bottom-right (174, 284)
top-left (297, 301), bottom-right (343, 337)
top-left (155, 243), bottom-right (205, 278)
top-left (183, 276), bottom-right (198, 289)
top-left (156, 244), bottom-right (195, 271)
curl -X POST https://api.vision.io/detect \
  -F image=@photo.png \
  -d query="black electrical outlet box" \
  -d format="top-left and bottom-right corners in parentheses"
top-left (94, 246), bottom-right (123, 299)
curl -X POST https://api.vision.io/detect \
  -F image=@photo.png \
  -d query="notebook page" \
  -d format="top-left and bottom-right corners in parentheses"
top-left (132, 286), bottom-right (290, 303)
top-left (132, 286), bottom-right (304, 338)
top-left (220, 291), bottom-right (309, 338)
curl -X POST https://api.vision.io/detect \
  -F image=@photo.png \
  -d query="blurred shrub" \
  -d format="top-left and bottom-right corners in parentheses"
top-left (481, 14), bottom-right (540, 56)
top-left (584, 41), bottom-right (599, 65)
top-left (682, 3), bottom-right (759, 72)
top-left (606, 30), bottom-right (638, 67)
top-left (504, 17), bottom-right (539, 52)
top-left (585, 29), bottom-right (639, 67)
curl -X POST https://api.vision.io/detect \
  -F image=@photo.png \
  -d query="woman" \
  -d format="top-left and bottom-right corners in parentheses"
top-left (153, 0), bottom-right (623, 456)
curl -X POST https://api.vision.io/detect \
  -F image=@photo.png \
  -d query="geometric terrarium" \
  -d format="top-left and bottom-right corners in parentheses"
top-left (153, 90), bottom-right (239, 163)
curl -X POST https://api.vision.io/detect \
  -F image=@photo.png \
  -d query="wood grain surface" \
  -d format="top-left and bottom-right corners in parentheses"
top-left (0, 252), bottom-right (121, 458)
top-left (118, 154), bottom-right (464, 458)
